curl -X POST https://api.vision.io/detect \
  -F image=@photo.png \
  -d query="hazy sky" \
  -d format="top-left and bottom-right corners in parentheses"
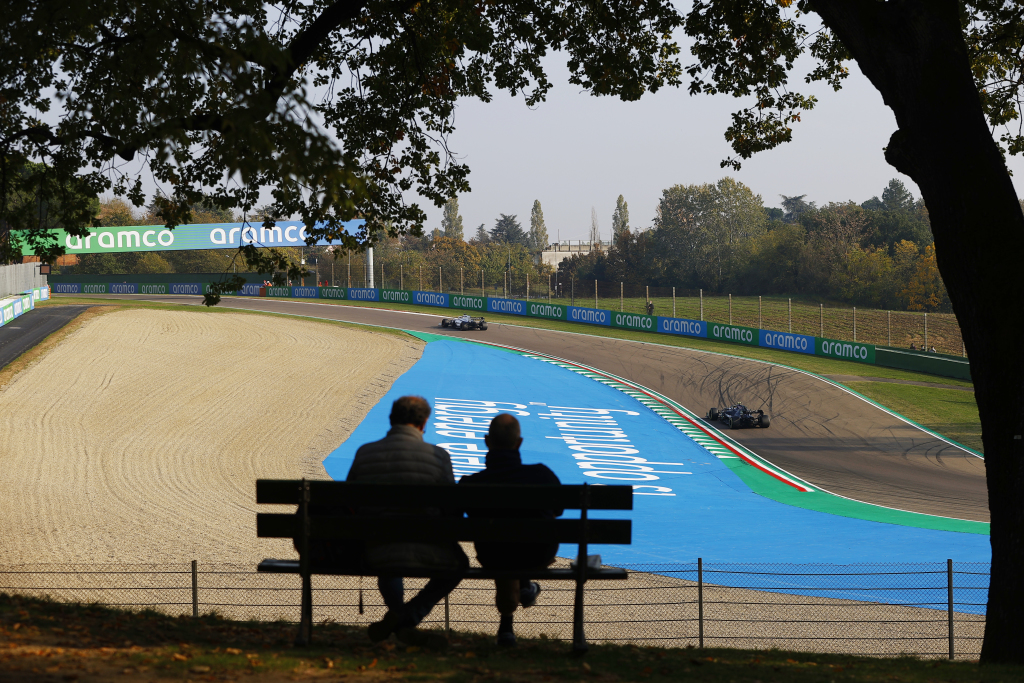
top-left (431, 54), bottom-right (1024, 243)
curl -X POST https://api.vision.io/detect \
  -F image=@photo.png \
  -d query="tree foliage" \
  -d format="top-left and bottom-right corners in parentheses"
top-left (611, 195), bottom-right (630, 242)
top-left (529, 200), bottom-right (548, 251)
top-left (2, 0), bottom-right (681, 280)
top-left (491, 214), bottom-right (528, 246)
top-left (442, 197), bottom-right (464, 241)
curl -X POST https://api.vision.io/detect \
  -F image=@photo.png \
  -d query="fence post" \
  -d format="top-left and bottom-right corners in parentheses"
top-left (853, 307), bottom-right (857, 342)
top-left (347, 253), bottom-right (351, 288)
top-left (700, 289), bottom-right (703, 321)
top-left (888, 310), bottom-right (891, 346)
top-left (697, 557), bottom-right (704, 649)
top-left (461, 267), bottom-right (464, 294)
top-left (621, 282), bottom-right (624, 312)
top-left (672, 287), bottom-right (676, 317)
top-left (788, 298), bottom-right (792, 333)
top-left (595, 279), bottom-right (598, 309)
top-left (400, 264), bottom-right (403, 290)
top-left (445, 594), bottom-right (451, 637)
top-left (925, 312), bottom-right (929, 350)
top-left (729, 294), bottom-right (732, 325)
top-left (549, 274), bottom-right (552, 301)
top-left (419, 266), bottom-right (422, 291)
top-left (646, 285), bottom-right (649, 310)
top-left (527, 273), bottom-right (530, 301)
top-left (758, 296), bottom-right (761, 329)
top-left (947, 558), bottom-right (954, 660)
top-left (439, 267), bottom-right (442, 293)
top-left (190, 561), bottom-right (197, 618)
top-left (819, 303), bottom-right (823, 337)
top-left (481, 270), bottom-right (484, 297)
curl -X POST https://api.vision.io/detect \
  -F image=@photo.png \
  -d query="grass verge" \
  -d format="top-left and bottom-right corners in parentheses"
top-left (847, 382), bottom-right (983, 454)
top-left (3, 592), bottom-right (1017, 683)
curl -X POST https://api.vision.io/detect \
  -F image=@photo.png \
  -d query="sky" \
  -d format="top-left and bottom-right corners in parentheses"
top-left (430, 54), bottom-right (1024, 243)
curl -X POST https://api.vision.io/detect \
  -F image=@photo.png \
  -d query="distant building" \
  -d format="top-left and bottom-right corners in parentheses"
top-left (537, 240), bottom-right (611, 268)
top-left (22, 254), bottom-right (79, 266)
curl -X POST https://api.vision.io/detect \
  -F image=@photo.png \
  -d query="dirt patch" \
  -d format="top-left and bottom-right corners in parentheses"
top-left (0, 309), bottom-right (422, 565)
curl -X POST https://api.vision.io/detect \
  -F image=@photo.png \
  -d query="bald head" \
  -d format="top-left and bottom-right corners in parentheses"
top-left (485, 413), bottom-right (522, 451)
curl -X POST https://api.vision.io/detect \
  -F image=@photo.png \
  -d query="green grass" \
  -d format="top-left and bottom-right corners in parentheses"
top-left (3, 591), bottom-right (1020, 682)
top-left (847, 382), bottom-right (983, 453)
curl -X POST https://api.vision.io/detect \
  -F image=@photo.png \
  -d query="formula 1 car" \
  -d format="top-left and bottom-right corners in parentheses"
top-left (440, 314), bottom-right (488, 331)
top-left (706, 404), bottom-right (770, 429)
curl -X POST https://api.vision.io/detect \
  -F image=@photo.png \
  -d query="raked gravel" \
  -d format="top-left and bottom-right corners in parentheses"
top-left (0, 308), bottom-right (422, 566)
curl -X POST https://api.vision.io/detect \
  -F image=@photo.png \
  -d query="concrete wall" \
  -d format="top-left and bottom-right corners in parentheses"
top-left (0, 263), bottom-right (47, 297)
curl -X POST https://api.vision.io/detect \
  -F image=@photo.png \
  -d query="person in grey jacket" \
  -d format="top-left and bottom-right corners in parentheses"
top-left (347, 395), bottom-right (466, 648)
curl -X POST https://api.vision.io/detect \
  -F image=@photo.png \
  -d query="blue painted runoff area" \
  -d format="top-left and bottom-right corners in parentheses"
top-left (322, 339), bottom-right (990, 608)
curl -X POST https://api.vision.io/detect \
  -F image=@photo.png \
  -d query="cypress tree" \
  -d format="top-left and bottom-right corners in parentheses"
top-left (529, 200), bottom-right (549, 251)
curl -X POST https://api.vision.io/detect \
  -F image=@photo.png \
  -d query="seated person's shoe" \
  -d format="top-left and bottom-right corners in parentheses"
top-left (367, 610), bottom-right (401, 642)
top-left (496, 629), bottom-right (517, 647)
top-left (396, 626), bottom-right (449, 651)
top-left (519, 581), bottom-right (541, 608)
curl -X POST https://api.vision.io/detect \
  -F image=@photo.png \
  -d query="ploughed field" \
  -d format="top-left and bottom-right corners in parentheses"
top-left (0, 309), bottom-right (422, 566)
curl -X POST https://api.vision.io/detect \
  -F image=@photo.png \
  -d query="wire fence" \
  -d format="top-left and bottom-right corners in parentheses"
top-left (0, 560), bottom-right (987, 659)
top-left (334, 258), bottom-right (965, 357)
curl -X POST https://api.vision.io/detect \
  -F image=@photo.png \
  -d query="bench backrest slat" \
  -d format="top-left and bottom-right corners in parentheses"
top-left (257, 513), bottom-right (631, 545)
top-left (256, 480), bottom-right (632, 510)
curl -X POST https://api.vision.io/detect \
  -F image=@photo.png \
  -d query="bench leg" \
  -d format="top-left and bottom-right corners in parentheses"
top-left (296, 573), bottom-right (313, 647)
top-left (572, 579), bottom-right (588, 655)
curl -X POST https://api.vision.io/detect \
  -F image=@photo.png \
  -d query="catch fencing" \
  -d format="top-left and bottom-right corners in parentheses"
top-left (0, 263), bottom-right (47, 298)
top-left (0, 560), bottom-right (987, 659)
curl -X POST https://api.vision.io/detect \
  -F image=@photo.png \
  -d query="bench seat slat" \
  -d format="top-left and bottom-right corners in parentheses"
top-left (256, 481), bottom-right (632, 510)
top-left (257, 558), bottom-right (628, 580)
top-left (257, 514), bottom-right (631, 545)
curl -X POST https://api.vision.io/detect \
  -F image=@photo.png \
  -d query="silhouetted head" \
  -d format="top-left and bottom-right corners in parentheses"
top-left (390, 396), bottom-right (431, 431)
top-left (485, 413), bottom-right (523, 451)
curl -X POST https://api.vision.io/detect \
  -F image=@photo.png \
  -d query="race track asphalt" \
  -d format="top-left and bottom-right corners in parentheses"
top-left (0, 304), bottom-right (92, 370)
top-left (65, 294), bottom-right (990, 522)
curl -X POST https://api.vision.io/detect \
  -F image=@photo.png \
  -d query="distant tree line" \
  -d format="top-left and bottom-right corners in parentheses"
top-left (559, 178), bottom-right (951, 312)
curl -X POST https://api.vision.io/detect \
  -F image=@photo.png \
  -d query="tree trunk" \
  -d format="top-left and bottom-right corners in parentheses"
top-left (814, 0), bottom-right (1024, 662)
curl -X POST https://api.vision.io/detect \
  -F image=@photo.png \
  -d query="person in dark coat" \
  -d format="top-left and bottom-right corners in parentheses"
top-left (459, 413), bottom-right (562, 646)
top-left (347, 396), bottom-right (466, 648)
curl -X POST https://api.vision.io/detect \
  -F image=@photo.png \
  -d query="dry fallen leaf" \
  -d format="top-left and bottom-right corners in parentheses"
top-left (582, 663), bottom-right (591, 672)
top-left (368, 658), bottom-right (378, 669)
top-left (190, 665), bottom-right (211, 674)
top-left (324, 658), bottom-right (334, 669)
top-left (172, 653), bottom-right (188, 662)
top-left (225, 648), bottom-right (242, 655)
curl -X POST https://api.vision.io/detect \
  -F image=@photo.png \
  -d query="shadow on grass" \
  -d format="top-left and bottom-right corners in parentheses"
top-left (2, 592), bottom-right (1019, 682)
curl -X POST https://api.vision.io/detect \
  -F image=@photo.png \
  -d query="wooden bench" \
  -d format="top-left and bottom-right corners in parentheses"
top-left (256, 480), bottom-right (632, 652)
